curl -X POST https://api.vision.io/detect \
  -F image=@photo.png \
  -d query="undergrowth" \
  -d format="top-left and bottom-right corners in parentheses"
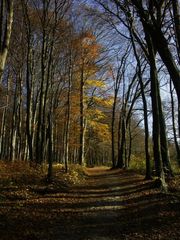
top-left (53, 163), bottom-right (86, 185)
top-left (0, 161), bottom-right (85, 186)
top-left (129, 155), bottom-right (146, 174)
top-left (0, 161), bottom-right (44, 186)
top-left (0, 161), bottom-right (85, 201)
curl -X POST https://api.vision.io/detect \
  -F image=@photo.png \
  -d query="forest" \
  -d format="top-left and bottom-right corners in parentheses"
top-left (0, 0), bottom-right (180, 239)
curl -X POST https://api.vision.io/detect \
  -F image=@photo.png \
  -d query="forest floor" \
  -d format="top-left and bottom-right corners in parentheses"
top-left (0, 165), bottom-right (180, 240)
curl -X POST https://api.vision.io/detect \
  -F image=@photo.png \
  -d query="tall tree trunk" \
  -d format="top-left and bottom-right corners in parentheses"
top-left (79, 66), bottom-right (85, 165)
top-left (127, 120), bottom-right (132, 165)
top-left (150, 60), bottom-right (163, 179)
top-left (141, 81), bottom-right (151, 180)
top-left (145, 31), bottom-right (167, 189)
top-left (10, 79), bottom-right (18, 162)
top-left (111, 90), bottom-right (117, 168)
top-left (16, 72), bottom-right (23, 161)
top-left (130, 0), bottom-right (180, 98)
top-left (172, 0), bottom-right (180, 63)
top-left (129, 25), bottom-right (152, 179)
top-left (64, 61), bottom-right (72, 172)
top-left (22, 0), bottom-right (34, 163)
top-left (157, 85), bottom-right (173, 176)
top-left (0, 73), bottom-right (10, 159)
top-left (35, 0), bottom-right (59, 165)
top-left (0, 107), bottom-right (6, 159)
top-left (111, 49), bottom-right (129, 168)
top-left (26, 46), bottom-right (33, 163)
top-left (117, 108), bottom-right (126, 168)
top-left (170, 80), bottom-right (180, 166)
top-left (35, 2), bottom-right (47, 164)
top-left (47, 113), bottom-right (53, 182)
top-left (0, 0), bottom-right (14, 81)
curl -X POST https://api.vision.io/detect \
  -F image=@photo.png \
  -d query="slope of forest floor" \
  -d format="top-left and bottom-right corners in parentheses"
top-left (0, 163), bottom-right (180, 240)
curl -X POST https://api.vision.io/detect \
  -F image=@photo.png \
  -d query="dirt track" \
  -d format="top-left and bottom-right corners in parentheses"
top-left (0, 167), bottom-right (180, 239)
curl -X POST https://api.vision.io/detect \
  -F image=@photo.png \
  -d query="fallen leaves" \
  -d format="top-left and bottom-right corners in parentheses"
top-left (0, 166), bottom-right (180, 240)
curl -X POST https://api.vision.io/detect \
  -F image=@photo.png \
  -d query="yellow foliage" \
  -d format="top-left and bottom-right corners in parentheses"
top-left (89, 121), bottom-right (111, 142)
top-left (85, 79), bottom-right (105, 88)
top-left (103, 97), bottom-right (114, 107)
top-left (86, 108), bottom-right (105, 121)
top-left (92, 96), bottom-right (113, 107)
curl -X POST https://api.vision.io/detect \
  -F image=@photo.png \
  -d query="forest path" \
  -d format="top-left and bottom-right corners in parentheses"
top-left (0, 167), bottom-right (180, 239)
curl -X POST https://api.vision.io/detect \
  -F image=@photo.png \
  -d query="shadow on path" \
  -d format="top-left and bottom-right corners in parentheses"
top-left (0, 167), bottom-right (180, 240)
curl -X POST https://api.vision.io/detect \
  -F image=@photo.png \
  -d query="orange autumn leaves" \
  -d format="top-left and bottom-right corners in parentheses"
top-left (55, 30), bottom-right (112, 149)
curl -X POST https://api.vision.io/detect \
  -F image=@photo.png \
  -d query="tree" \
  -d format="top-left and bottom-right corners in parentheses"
top-left (129, 0), bottom-right (180, 137)
top-left (170, 79), bottom-right (180, 166)
top-left (129, 28), bottom-right (151, 179)
top-left (72, 31), bottom-right (101, 165)
top-left (110, 44), bottom-right (131, 168)
top-left (0, 0), bottom-right (14, 82)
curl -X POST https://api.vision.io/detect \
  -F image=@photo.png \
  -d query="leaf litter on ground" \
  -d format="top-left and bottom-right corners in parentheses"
top-left (0, 163), bottom-right (180, 240)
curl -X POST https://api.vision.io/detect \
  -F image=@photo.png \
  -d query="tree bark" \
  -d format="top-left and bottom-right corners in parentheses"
top-left (64, 57), bottom-right (72, 172)
top-left (129, 23), bottom-right (152, 179)
top-left (130, 0), bottom-right (180, 137)
top-left (79, 65), bottom-right (85, 166)
top-left (172, 0), bottom-right (180, 62)
top-left (0, 0), bottom-right (14, 81)
top-left (157, 85), bottom-right (173, 176)
top-left (145, 31), bottom-right (166, 190)
top-left (47, 113), bottom-right (53, 182)
top-left (111, 89), bottom-right (117, 168)
top-left (117, 108), bottom-right (126, 168)
top-left (170, 79), bottom-right (180, 166)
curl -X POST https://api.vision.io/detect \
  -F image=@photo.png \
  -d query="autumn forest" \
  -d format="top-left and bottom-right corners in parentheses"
top-left (0, 0), bottom-right (180, 239)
